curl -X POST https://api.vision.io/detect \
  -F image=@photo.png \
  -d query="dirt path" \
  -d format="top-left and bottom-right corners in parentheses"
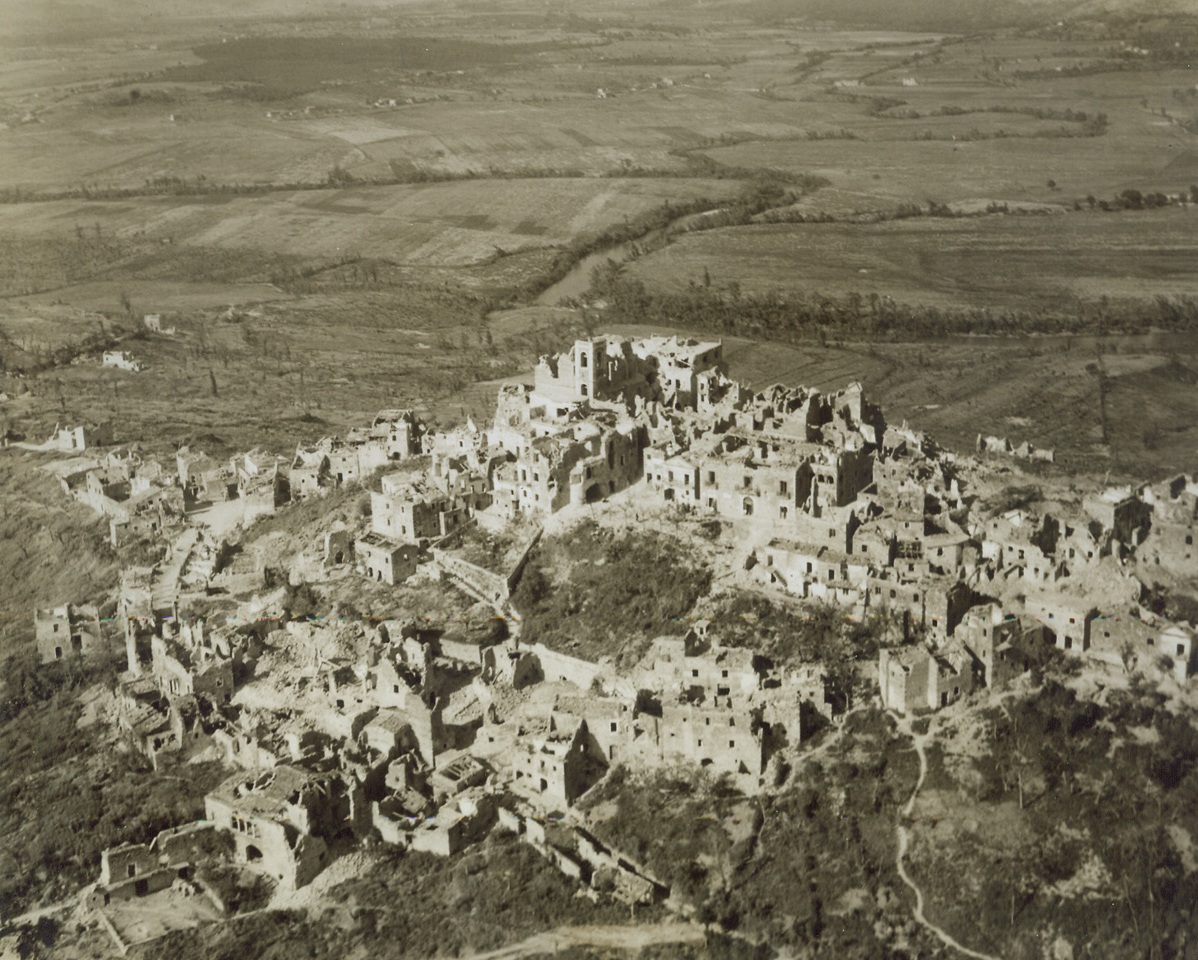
top-left (463, 921), bottom-right (706, 960)
top-left (3, 896), bottom-right (77, 926)
top-left (890, 712), bottom-right (1000, 960)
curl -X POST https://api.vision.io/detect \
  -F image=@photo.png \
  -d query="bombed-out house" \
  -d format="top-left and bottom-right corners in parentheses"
top-left (38, 330), bottom-right (1198, 909)
top-left (35, 603), bottom-right (103, 664)
top-left (204, 766), bottom-right (353, 890)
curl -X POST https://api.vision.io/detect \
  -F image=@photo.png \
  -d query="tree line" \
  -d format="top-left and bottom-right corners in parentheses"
top-left (585, 262), bottom-right (1198, 341)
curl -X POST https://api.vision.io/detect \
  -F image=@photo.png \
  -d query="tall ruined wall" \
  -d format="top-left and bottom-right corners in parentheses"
top-left (528, 643), bottom-right (604, 689)
top-left (432, 551), bottom-right (510, 606)
top-left (506, 527), bottom-right (544, 594)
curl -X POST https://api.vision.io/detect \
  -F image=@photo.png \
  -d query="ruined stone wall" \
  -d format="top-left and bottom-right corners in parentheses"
top-left (568, 427), bottom-right (643, 506)
top-left (433, 551), bottom-right (509, 606)
top-left (506, 527), bottom-right (543, 595)
top-left (878, 648), bottom-right (923, 714)
top-left (36, 610), bottom-right (103, 665)
top-left (527, 643), bottom-right (604, 690)
top-left (153, 822), bottom-right (216, 866)
top-left (100, 843), bottom-right (159, 886)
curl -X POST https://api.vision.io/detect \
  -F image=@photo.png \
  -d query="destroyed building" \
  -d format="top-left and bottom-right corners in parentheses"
top-left (47, 421), bottom-right (113, 452)
top-left (204, 766), bottom-right (353, 890)
top-left (491, 415), bottom-right (644, 516)
top-left (355, 533), bottom-right (419, 585)
top-left (370, 460), bottom-right (487, 542)
top-left (33, 329), bottom-right (1198, 905)
top-left (102, 350), bottom-right (143, 372)
top-left (511, 718), bottom-right (605, 808)
top-left (35, 603), bottom-right (103, 664)
top-left (531, 335), bottom-right (724, 413)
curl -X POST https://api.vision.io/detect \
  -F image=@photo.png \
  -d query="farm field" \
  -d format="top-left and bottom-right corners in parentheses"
top-left (0, 0), bottom-right (1193, 467)
top-left (622, 206), bottom-right (1198, 309)
top-left (14, 280), bottom-right (290, 313)
top-left (0, 178), bottom-right (746, 267)
top-left (0, 0), bottom-right (1193, 486)
top-left (701, 132), bottom-right (1189, 208)
top-left (12, 26), bottom-right (1192, 194)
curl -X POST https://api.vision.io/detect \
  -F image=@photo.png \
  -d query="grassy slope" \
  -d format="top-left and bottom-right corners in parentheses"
top-left (511, 520), bottom-right (713, 670)
top-left (0, 454), bottom-right (120, 661)
top-left (582, 710), bottom-right (940, 957)
top-left (908, 676), bottom-right (1198, 959)
top-left (0, 666), bottom-right (229, 915)
top-left (139, 833), bottom-right (644, 960)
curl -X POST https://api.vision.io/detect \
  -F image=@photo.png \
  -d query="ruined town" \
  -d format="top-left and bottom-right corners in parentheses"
top-left (7, 330), bottom-right (1196, 956)
top-left (6, 2), bottom-right (1198, 953)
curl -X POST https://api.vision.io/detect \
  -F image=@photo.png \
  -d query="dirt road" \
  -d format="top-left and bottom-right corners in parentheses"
top-left (465, 921), bottom-right (706, 959)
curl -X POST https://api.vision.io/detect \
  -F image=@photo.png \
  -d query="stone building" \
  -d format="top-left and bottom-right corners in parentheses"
top-left (657, 693), bottom-right (764, 786)
top-left (491, 417), bottom-right (643, 517)
top-left (204, 766), bottom-right (351, 890)
top-left (533, 336), bottom-right (723, 412)
top-left (511, 719), bottom-right (604, 808)
top-left (878, 640), bottom-right (976, 714)
top-left (355, 533), bottom-right (419, 585)
top-left (35, 603), bottom-right (103, 664)
top-left (370, 465), bottom-right (486, 542)
top-left (102, 350), bottom-right (143, 372)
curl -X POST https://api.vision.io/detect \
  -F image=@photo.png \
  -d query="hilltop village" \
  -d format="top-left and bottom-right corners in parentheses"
top-left (26, 333), bottom-right (1198, 946)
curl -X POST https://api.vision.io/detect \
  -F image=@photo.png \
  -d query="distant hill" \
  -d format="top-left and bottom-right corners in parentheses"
top-left (649, 0), bottom-right (1198, 34)
top-left (732, 0), bottom-right (1197, 31)
top-left (3, 0), bottom-right (1194, 45)
top-left (1067, 0), bottom-right (1198, 15)
top-left (0, 0), bottom-right (426, 42)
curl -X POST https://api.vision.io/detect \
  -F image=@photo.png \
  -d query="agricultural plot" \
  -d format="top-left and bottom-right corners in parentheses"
top-left (0, 40), bottom-right (200, 99)
top-left (701, 128), bottom-right (1189, 205)
top-left (15, 281), bottom-right (289, 314)
top-left (164, 35), bottom-right (579, 91)
top-left (8, 21), bottom-right (1175, 200)
top-left (13, 29), bottom-right (1121, 194)
top-left (0, 113), bottom-right (360, 194)
top-left (623, 207), bottom-right (1198, 310)
top-left (1, 5), bottom-right (1195, 481)
top-left (0, 177), bottom-right (745, 281)
top-left (336, 95), bottom-right (763, 177)
top-left (847, 112), bottom-right (1090, 141)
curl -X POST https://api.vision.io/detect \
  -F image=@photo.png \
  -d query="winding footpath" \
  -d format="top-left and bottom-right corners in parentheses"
top-left (889, 712), bottom-right (1001, 960)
